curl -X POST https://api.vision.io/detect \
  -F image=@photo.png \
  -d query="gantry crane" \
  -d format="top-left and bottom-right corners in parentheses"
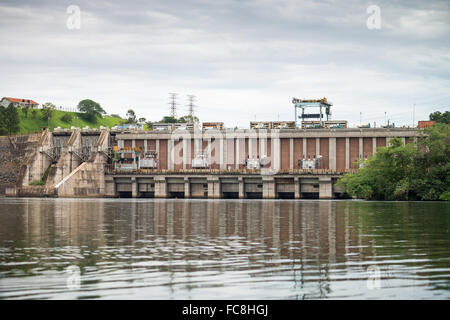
top-left (292, 97), bottom-right (332, 128)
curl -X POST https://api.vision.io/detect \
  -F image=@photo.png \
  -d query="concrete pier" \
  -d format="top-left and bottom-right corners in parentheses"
top-left (319, 176), bottom-right (333, 199)
top-left (104, 171), bottom-right (341, 199)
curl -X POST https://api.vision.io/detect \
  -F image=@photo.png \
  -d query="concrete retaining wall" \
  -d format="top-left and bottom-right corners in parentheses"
top-left (0, 133), bottom-right (41, 195)
top-left (54, 130), bottom-right (109, 197)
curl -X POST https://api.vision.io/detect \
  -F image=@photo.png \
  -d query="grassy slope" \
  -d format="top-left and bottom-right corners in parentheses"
top-left (18, 109), bottom-right (124, 134)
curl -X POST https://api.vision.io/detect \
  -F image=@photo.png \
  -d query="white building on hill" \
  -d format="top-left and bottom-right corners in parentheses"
top-left (0, 97), bottom-right (39, 108)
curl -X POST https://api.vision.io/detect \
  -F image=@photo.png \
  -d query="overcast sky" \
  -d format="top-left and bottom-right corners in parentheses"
top-left (0, 0), bottom-right (449, 127)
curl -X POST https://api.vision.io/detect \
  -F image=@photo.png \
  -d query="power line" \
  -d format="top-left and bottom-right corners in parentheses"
top-left (168, 93), bottom-right (178, 118)
top-left (186, 94), bottom-right (196, 118)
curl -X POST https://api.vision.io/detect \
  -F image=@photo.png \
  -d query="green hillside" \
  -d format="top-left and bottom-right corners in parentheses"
top-left (17, 108), bottom-right (124, 134)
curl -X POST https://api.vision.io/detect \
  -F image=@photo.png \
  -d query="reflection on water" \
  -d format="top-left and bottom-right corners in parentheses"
top-left (0, 198), bottom-right (449, 299)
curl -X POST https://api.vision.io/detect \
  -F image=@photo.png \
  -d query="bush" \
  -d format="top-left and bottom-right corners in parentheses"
top-left (22, 106), bottom-right (30, 118)
top-left (145, 121), bottom-right (154, 130)
top-left (61, 113), bottom-right (73, 123)
top-left (29, 179), bottom-right (45, 186)
top-left (440, 190), bottom-right (450, 201)
top-left (337, 124), bottom-right (450, 201)
top-left (79, 111), bottom-right (98, 123)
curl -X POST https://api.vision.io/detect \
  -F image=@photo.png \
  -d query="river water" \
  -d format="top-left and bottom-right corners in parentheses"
top-left (0, 198), bottom-right (449, 299)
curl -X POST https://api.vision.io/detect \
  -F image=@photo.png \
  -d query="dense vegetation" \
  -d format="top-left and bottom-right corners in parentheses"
top-left (0, 104), bottom-right (20, 135)
top-left (77, 99), bottom-right (106, 122)
top-left (1, 97), bottom-right (201, 135)
top-left (337, 122), bottom-right (450, 201)
top-left (0, 100), bottom-right (124, 135)
top-left (144, 115), bottom-right (200, 129)
top-left (429, 111), bottom-right (450, 124)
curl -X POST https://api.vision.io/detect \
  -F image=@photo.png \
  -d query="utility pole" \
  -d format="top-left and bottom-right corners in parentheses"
top-left (169, 93), bottom-right (178, 118)
top-left (413, 103), bottom-right (416, 128)
top-left (186, 94), bottom-right (196, 121)
top-left (360, 112), bottom-right (362, 126)
top-left (384, 111), bottom-right (387, 126)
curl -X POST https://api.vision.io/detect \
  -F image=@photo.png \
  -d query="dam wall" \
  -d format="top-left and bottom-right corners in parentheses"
top-left (115, 128), bottom-right (417, 172)
top-left (54, 129), bottom-right (110, 197)
top-left (105, 127), bottom-right (418, 199)
top-left (21, 129), bottom-right (53, 187)
top-left (45, 129), bottom-right (82, 188)
top-left (2, 126), bottom-right (420, 199)
top-left (104, 170), bottom-right (346, 199)
top-left (0, 132), bottom-right (41, 196)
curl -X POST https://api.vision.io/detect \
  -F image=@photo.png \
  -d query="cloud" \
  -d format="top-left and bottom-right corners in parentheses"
top-left (0, 0), bottom-right (449, 127)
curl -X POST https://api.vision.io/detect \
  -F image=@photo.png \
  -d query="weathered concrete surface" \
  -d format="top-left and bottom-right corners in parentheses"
top-left (0, 133), bottom-right (41, 195)
top-left (262, 176), bottom-right (276, 199)
top-left (319, 176), bottom-right (333, 199)
top-left (115, 127), bottom-right (420, 139)
top-left (104, 176), bottom-right (115, 197)
top-left (207, 176), bottom-right (221, 198)
top-left (21, 129), bottom-right (53, 187)
top-left (103, 171), bottom-right (348, 199)
top-left (54, 130), bottom-right (109, 197)
top-left (45, 129), bottom-right (82, 188)
top-left (2, 127), bottom-right (383, 199)
top-left (17, 186), bottom-right (56, 197)
top-left (154, 176), bottom-right (167, 198)
top-left (54, 160), bottom-right (102, 197)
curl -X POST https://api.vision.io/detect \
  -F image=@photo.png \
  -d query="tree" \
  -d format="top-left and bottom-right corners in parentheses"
top-left (430, 111), bottom-right (450, 124)
top-left (0, 103), bottom-right (20, 135)
top-left (138, 117), bottom-right (146, 124)
top-left (145, 121), bottom-right (153, 130)
top-left (337, 124), bottom-right (450, 201)
top-left (0, 106), bottom-right (6, 135)
top-left (125, 109), bottom-right (137, 124)
top-left (22, 105), bottom-right (30, 118)
top-left (41, 102), bottom-right (56, 127)
top-left (179, 115), bottom-right (199, 123)
top-left (31, 109), bottom-right (38, 118)
top-left (161, 116), bottom-right (178, 123)
top-left (77, 99), bottom-right (105, 123)
top-left (159, 115), bottom-right (194, 123)
top-left (415, 123), bottom-right (450, 200)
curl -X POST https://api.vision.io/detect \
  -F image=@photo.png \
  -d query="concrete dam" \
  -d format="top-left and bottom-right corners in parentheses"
top-left (0, 125), bottom-right (420, 199)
